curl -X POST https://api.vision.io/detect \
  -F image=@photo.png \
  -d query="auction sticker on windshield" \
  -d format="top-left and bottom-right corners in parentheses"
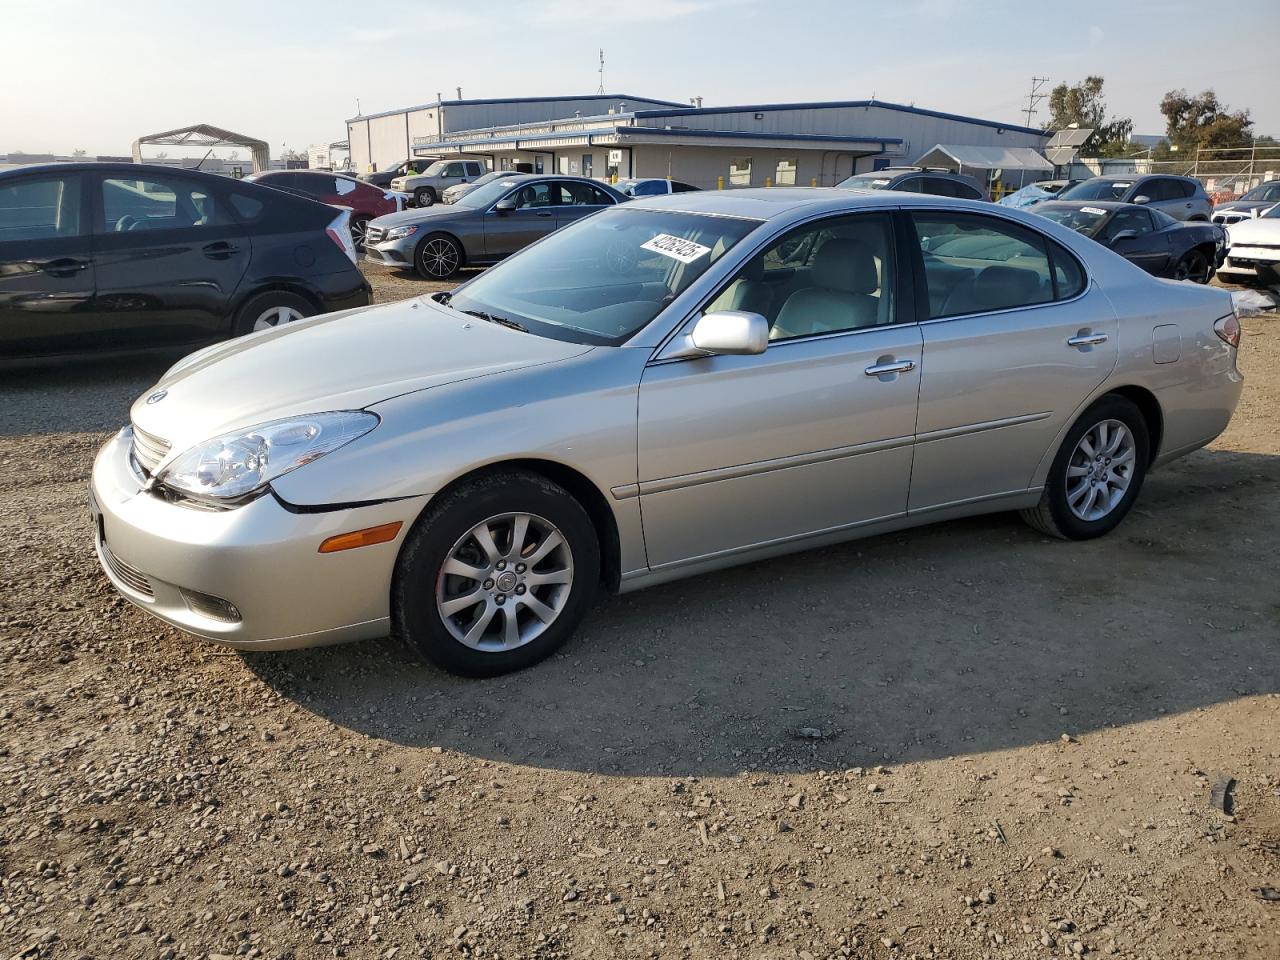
top-left (1081, 207), bottom-right (1109, 216)
top-left (641, 234), bottom-right (712, 264)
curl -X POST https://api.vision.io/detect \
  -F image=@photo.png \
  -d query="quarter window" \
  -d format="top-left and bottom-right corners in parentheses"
top-left (912, 212), bottom-right (1055, 318)
top-left (704, 213), bottom-right (897, 341)
top-left (102, 176), bottom-right (223, 232)
top-left (729, 157), bottom-right (752, 187)
top-left (0, 175), bottom-right (82, 242)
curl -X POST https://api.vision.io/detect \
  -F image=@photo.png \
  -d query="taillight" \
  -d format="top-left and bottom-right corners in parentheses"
top-left (326, 211), bottom-right (358, 265)
top-left (1214, 313), bottom-right (1241, 348)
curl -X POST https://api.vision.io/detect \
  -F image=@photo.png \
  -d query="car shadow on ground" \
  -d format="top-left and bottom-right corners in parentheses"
top-left (244, 446), bottom-right (1280, 778)
top-left (0, 355), bottom-right (174, 438)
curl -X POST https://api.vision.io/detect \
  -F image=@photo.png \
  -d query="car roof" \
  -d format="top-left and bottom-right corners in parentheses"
top-left (0, 161), bottom-right (230, 180)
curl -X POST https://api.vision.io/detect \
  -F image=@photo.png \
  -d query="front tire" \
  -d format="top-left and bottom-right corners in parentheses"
top-left (1020, 395), bottom-right (1150, 540)
top-left (393, 470), bottom-right (600, 677)
top-left (415, 233), bottom-right (463, 279)
top-left (414, 187), bottom-right (436, 207)
top-left (350, 215), bottom-right (371, 251)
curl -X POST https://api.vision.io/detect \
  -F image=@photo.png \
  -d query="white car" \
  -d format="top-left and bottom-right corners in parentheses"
top-left (1220, 207), bottom-right (1280, 284)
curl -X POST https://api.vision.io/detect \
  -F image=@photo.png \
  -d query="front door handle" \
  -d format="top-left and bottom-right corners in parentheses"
top-left (536, 211), bottom-right (553, 218)
top-left (202, 241), bottom-right (240, 259)
top-left (1067, 333), bottom-right (1108, 347)
top-left (864, 359), bottom-right (916, 377)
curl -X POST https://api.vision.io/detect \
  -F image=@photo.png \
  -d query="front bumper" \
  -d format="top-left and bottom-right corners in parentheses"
top-left (1219, 246), bottom-right (1280, 281)
top-left (363, 236), bottom-right (418, 268)
top-left (90, 429), bottom-right (429, 650)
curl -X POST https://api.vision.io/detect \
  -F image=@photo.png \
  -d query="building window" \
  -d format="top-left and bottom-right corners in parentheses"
top-left (729, 157), bottom-right (752, 187)
top-left (775, 158), bottom-right (797, 186)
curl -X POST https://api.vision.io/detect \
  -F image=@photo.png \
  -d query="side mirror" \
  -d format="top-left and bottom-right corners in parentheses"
top-left (688, 311), bottom-right (769, 356)
top-left (1251, 207), bottom-right (1261, 219)
top-left (1132, 195), bottom-right (1151, 204)
top-left (493, 197), bottom-right (517, 214)
top-left (1109, 229), bottom-right (1138, 245)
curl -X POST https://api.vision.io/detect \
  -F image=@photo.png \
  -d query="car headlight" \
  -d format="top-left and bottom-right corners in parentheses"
top-left (384, 225), bottom-right (418, 241)
top-left (157, 411), bottom-right (378, 503)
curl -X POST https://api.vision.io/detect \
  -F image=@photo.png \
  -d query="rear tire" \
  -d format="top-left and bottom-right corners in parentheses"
top-left (393, 470), bottom-right (600, 677)
top-left (414, 187), bottom-right (436, 207)
top-left (1020, 395), bottom-right (1150, 540)
top-left (231, 290), bottom-right (314, 337)
top-left (1172, 248), bottom-right (1212, 284)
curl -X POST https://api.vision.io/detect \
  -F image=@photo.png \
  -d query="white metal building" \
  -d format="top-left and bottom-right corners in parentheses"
top-left (399, 98), bottom-right (1052, 190)
top-left (346, 94), bottom-right (689, 175)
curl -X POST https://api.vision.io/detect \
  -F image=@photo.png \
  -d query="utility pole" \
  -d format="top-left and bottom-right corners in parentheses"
top-left (596, 49), bottom-right (605, 95)
top-left (1023, 77), bottom-right (1050, 129)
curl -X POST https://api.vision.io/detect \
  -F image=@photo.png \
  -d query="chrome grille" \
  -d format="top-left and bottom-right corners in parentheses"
top-left (101, 540), bottom-right (154, 598)
top-left (130, 425), bottom-right (170, 477)
top-left (365, 225), bottom-right (386, 245)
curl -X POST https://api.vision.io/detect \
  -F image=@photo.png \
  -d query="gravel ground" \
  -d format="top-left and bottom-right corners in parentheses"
top-left (0, 265), bottom-right (1277, 959)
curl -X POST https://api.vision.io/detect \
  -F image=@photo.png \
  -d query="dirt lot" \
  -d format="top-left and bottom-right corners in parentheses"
top-left (1, 266), bottom-right (1277, 960)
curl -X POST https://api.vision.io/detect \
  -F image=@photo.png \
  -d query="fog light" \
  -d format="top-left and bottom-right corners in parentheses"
top-left (180, 588), bottom-right (242, 623)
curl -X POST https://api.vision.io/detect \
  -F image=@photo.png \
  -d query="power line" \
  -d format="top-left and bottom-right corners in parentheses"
top-left (1024, 77), bottom-right (1050, 129)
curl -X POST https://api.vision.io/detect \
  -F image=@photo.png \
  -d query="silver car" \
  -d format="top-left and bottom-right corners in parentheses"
top-left (91, 189), bottom-right (1244, 676)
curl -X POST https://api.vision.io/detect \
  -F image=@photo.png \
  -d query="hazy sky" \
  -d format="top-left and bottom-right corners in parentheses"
top-left (3, 0), bottom-right (1277, 156)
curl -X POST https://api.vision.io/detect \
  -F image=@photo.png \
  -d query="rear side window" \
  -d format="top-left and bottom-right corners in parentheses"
top-left (1177, 179), bottom-right (1198, 198)
top-left (102, 176), bottom-right (224, 232)
top-left (912, 212), bottom-right (1054, 318)
top-left (633, 180), bottom-right (667, 196)
top-left (466, 162), bottom-right (484, 177)
top-left (0, 175), bottom-right (82, 242)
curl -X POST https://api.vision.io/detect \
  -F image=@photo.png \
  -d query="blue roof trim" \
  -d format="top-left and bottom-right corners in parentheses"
top-left (348, 93), bottom-right (690, 124)
top-left (632, 99), bottom-right (1047, 138)
top-left (626, 127), bottom-right (902, 145)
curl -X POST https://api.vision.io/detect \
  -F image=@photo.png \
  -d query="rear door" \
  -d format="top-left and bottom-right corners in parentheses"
top-left (554, 180), bottom-right (618, 228)
top-left (91, 171), bottom-right (252, 348)
top-left (0, 172), bottom-right (99, 357)
top-left (482, 180), bottom-right (559, 257)
top-left (906, 209), bottom-right (1118, 511)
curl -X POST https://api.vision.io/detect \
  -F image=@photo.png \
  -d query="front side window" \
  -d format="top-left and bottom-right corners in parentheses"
top-left (704, 213), bottom-right (896, 341)
top-left (729, 157), bottom-right (752, 187)
top-left (509, 182), bottom-right (555, 209)
top-left (912, 212), bottom-right (1055, 318)
top-left (0, 175), bottom-right (82, 242)
top-left (446, 208), bottom-right (758, 345)
top-left (1102, 208), bottom-right (1154, 242)
top-left (101, 176), bottom-right (223, 232)
top-left (775, 159), bottom-right (798, 186)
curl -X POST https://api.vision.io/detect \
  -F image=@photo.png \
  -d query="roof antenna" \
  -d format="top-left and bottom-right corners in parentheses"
top-left (597, 48), bottom-right (605, 95)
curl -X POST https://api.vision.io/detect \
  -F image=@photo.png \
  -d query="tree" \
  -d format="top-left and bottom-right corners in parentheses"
top-left (1161, 89), bottom-right (1254, 151)
top-left (1047, 76), bottom-right (1134, 157)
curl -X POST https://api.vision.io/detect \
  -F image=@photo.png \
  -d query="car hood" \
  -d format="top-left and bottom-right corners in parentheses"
top-left (370, 205), bottom-right (468, 228)
top-left (1226, 217), bottom-right (1280, 244)
top-left (130, 298), bottom-right (592, 454)
top-left (1215, 200), bottom-right (1272, 213)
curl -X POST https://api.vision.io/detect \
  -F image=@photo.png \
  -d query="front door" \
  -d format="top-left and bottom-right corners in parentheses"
top-left (904, 209), bottom-right (1118, 512)
top-left (637, 212), bottom-right (922, 569)
top-left (91, 171), bottom-right (251, 348)
top-left (482, 180), bottom-right (558, 258)
top-left (0, 171), bottom-right (98, 358)
top-left (1102, 208), bottom-right (1169, 275)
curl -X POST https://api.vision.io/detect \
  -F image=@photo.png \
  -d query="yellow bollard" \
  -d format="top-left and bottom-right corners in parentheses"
top-left (717, 175), bottom-right (724, 190)
top-left (810, 177), bottom-right (818, 187)
top-left (765, 177), bottom-right (773, 188)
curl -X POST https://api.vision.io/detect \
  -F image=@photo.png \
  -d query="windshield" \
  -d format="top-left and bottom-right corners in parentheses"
top-left (1263, 205), bottom-right (1280, 219)
top-left (1035, 205), bottom-right (1107, 237)
top-left (1243, 182), bottom-right (1280, 202)
top-left (1058, 179), bottom-right (1133, 201)
top-left (419, 161), bottom-right (448, 177)
top-left (445, 207), bottom-right (759, 345)
top-left (837, 174), bottom-right (893, 190)
top-left (453, 177), bottom-right (529, 209)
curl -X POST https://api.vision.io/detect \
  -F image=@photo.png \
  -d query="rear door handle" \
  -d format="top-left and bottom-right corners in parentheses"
top-left (864, 359), bottom-right (916, 377)
top-left (1067, 333), bottom-right (1108, 347)
top-left (202, 241), bottom-right (240, 259)
top-left (39, 257), bottom-right (90, 277)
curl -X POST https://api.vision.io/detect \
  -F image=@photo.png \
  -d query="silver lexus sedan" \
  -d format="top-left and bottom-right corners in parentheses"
top-left (91, 189), bottom-right (1244, 676)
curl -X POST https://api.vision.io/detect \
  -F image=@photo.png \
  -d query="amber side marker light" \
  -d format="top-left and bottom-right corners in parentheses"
top-left (318, 521), bottom-right (403, 554)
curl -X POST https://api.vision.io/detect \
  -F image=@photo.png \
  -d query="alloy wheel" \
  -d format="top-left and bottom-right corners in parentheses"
top-left (351, 218), bottom-right (369, 250)
top-left (252, 305), bottom-right (304, 331)
top-left (419, 238), bottom-right (459, 278)
top-left (1065, 419), bottom-right (1136, 521)
top-left (435, 512), bottom-right (574, 651)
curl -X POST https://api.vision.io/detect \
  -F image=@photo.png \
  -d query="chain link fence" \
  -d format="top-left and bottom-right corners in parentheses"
top-left (1141, 146), bottom-right (1280, 202)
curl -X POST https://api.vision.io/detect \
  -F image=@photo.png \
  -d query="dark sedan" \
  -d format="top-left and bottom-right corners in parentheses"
top-left (363, 174), bottom-right (626, 279)
top-left (0, 163), bottom-right (370, 362)
top-left (1032, 200), bottom-right (1224, 283)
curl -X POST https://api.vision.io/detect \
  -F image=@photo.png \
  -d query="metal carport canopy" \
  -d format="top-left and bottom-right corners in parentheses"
top-left (914, 144), bottom-right (1053, 173)
top-left (131, 124), bottom-right (271, 172)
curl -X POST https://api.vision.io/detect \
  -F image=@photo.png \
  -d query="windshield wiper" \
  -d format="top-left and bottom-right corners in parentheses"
top-left (461, 309), bottom-right (528, 333)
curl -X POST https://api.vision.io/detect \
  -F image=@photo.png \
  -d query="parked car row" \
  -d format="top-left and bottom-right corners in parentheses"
top-left (245, 170), bottom-right (408, 249)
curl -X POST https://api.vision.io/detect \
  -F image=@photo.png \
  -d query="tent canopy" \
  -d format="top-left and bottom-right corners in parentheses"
top-left (132, 124), bottom-right (270, 172)
top-left (914, 144), bottom-right (1054, 173)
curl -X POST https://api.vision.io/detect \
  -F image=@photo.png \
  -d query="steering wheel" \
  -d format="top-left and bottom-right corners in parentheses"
top-left (115, 215), bottom-right (139, 233)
